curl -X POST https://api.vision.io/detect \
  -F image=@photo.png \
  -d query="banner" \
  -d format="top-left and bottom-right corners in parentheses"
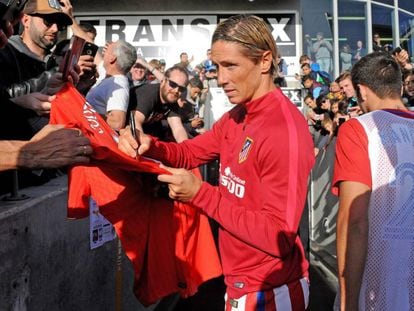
top-left (76, 12), bottom-right (300, 71)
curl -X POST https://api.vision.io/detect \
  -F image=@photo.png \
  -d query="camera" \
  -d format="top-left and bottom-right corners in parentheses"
top-left (0, 0), bottom-right (28, 23)
top-left (81, 42), bottom-right (99, 57)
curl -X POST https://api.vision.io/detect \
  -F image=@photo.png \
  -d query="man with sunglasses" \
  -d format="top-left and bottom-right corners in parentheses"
top-left (130, 65), bottom-right (189, 143)
top-left (0, 0), bottom-right (73, 140)
top-left (0, 0), bottom-right (76, 192)
top-left (0, 3), bottom-right (92, 191)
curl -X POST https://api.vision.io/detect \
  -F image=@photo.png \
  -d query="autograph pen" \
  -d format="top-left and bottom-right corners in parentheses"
top-left (129, 111), bottom-right (139, 159)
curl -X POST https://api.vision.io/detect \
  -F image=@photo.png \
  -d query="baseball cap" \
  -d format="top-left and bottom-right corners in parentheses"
top-left (23, 0), bottom-right (73, 26)
top-left (311, 63), bottom-right (321, 72)
top-left (205, 64), bottom-right (217, 72)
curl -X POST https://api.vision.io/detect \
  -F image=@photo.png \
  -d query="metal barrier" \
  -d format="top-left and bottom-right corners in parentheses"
top-left (308, 134), bottom-right (339, 275)
top-left (1, 170), bottom-right (30, 202)
top-left (0, 176), bottom-right (148, 311)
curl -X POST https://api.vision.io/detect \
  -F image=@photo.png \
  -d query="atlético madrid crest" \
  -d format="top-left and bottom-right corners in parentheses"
top-left (239, 137), bottom-right (253, 163)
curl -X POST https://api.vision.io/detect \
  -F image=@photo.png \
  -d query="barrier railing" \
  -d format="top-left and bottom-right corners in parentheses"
top-left (308, 133), bottom-right (339, 274)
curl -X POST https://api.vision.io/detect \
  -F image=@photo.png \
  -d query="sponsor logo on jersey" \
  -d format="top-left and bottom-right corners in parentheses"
top-left (239, 137), bottom-right (253, 163)
top-left (220, 167), bottom-right (246, 198)
top-left (83, 101), bottom-right (104, 134)
top-left (82, 101), bottom-right (118, 142)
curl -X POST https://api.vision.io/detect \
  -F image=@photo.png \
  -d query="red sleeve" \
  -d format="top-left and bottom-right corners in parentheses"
top-left (148, 102), bottom-right (315, 257)
top-left (191, 108), bottom-right (315, 258)
top-left (146, 115), bottom-right (226, 168)
top-left (332, 119), bottom-right (371, 196)
top-left (190, 150), bottom-right (312, 258)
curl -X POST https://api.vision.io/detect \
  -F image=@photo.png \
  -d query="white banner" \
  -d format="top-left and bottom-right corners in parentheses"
top-left (77, 12), bottom-right (299, 70)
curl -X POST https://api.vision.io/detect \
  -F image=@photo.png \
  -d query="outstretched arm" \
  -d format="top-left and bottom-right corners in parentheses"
top-left (0, 125), bottom-right (92, 171)
top-left (154, 118), bottom-right (313, 257)
top-left (167, 115), bottom-right (189, 143)
top-left (60, 0), bottom-right (93, 43)
top-left (106, 110), bottom-right (126, 131)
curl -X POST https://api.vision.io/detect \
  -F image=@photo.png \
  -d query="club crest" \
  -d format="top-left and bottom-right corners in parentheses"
top-left (239, 137), bottom-right (253, 163)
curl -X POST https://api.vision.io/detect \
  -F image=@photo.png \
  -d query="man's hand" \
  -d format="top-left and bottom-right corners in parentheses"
top-left (348, 106), bottom-right (362, 118)
top-left (42, 72), bottom-right (64, 95)
top-left (42, 72), bottom-right (80, 95)
top-left (76, 73), bottom-right (97, 94)
top-left (0, 11), bottom-right (23, 49)
top-left (118, 126), bottom-right (151, 157)
top-left (19, 125), bottom-right (92, 169)
top-left (11, 92), bottom-right (55, 116)
top-left (393, 49), bottom-right (412, 70)
top-left (77, 55), bottom-right (96, 77)
top-left (306, 110), bottom-right (318, 122)
top-left (135, 55), bottom-right (149, 67)
top-left (157, 165), bottom-right (202, 202)
top-left (190, 117), bottom-right (204, 129)
top-left (101, 41), bottom-right (112, 57)
top-left (0, 20), bottom-right (13, 48)
top-left (59, 0), bottom-right (74, 19)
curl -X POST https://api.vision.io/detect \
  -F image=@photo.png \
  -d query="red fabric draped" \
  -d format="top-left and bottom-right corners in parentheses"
top-left (49, 83), bottom-right (222, 306)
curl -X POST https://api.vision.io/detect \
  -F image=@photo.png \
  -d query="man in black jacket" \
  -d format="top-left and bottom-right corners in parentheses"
top-left (0, 0), bottom-right (73, 139)
top-left (0, 0), bottom-right (92, 195)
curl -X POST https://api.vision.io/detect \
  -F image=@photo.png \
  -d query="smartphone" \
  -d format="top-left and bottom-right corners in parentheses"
top-left (392, 46), bottom-right (402, 55)
top-left (338, 117), bottom-right (346, 126)
top-left (0, 0), bottom-right (28, 23)
top-left (81, 42), bottom-right (99, 57)
top-left (59, 35), bottom-right (86, 82)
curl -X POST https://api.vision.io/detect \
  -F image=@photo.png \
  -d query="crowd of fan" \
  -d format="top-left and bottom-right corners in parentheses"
top-left (0, 0), bottom-right (218, 195)
top-left (1, 0), bottom-right (414, 196)
top-left (298, 48), bottom-right (414, 156)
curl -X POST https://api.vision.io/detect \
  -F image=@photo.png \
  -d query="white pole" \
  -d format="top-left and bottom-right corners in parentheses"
top-left (333, 0), bottom-right (340, 78)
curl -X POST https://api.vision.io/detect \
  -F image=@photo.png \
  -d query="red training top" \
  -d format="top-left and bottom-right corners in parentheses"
top-left (50, 84), bottom-right (222, 305)
top-left (146, 88), bottom-right (315, 298)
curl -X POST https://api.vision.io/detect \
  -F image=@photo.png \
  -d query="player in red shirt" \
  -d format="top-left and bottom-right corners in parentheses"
top-left (119, 15), bottom-right (314, 310)
top-left (333, 52), bottom-right (414, 311)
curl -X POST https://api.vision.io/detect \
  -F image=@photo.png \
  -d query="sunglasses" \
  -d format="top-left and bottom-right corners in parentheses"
top-left (167, 78), bottom-right (187, 93)
top-left (31, 14), bottom-right (67, 31)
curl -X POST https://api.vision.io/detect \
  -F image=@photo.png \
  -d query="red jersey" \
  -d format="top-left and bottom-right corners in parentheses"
top-left (332, 109), bottom-right (414, 310)
top-left (49, 84), bottom-right (222, 305)
top-left (332, 110), bottom-right (414, 195)
top-left (332, 118), bottom-right (371, 195)
top-left (146, 88), bottom-right (315, 298)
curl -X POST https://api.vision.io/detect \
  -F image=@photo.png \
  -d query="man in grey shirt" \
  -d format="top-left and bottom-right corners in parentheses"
top-left (313, 32), bottom-right (333, 74)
